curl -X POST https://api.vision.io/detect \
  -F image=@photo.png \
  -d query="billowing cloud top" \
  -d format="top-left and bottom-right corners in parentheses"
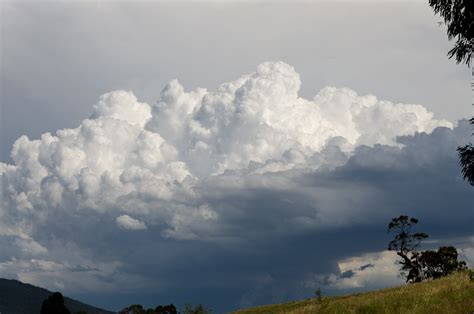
top-left (1, 62), bottom-right (451, 236)
top-left (1, 62), bottom-right (471, 311)
top-left (0, 61), bottom-right (455, 240)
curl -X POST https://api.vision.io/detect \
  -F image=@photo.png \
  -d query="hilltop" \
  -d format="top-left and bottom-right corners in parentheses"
top-left (0, 278), bottom-right (114, 314)
top-left (233, 271), bottom-right (474, 314)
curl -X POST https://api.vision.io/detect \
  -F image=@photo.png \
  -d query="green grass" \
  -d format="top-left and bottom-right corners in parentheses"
top-left (232, 271), bottom-right (474, 314)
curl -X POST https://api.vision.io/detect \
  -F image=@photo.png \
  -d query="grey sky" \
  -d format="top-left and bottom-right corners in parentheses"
top-left (1, 0), bottom-right (471, 163)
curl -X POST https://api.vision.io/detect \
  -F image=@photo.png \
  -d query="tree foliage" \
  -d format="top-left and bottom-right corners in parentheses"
top-left (388, 215), bottom-right (466, 283)
top-left (119, 304), bottom-right (146, 314)
top-left (418, 246), bottom-right (467, 279)
top-left (119, 303), bottom-right (200, 314)
top-left (458, 143), bottom-right (474, 185)
top-left (154, 304), bottom-right (178, 314)
top-left (429, 0), bottom-right (474, 66)
top-left (429, 2), bottom-right (474, 186)
top-left (457, 118), bottom-right (474, 186)
top-left (388, 215), bottom-right (428, 283)
top-left (117, 303), bottom-right (209, 314)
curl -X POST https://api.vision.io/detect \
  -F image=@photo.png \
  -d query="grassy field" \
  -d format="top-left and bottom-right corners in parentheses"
top-left (232, 271), bottom-right (474, 314)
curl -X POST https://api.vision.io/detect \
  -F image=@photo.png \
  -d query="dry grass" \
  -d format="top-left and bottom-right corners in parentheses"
top-left (232, 271), bottom-right (474, 314)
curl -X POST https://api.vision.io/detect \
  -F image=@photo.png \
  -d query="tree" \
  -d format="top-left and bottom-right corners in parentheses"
top-left (387, 215), bottom-right (428, 283)
top-left (119, 304), bottom-right (145, 314)
top-left (429, 1), bottom-right (474, 186)
top-left (40, 292), bottom-right (71, 314)
top-left (388, 216), bottom-right (467, 283)
top-left (457, 117), bottom-right (474, 186)
top-left (418, 246), bottom-right (467, 279)
top-left (154, 304), bottom-right (177, 314)
top-left (119, 304), bottom-right (178, 314)
top-left (429, 0), bottom-right (473, 66)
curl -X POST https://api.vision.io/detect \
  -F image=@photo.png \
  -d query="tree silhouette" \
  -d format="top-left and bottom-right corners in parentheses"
top-left (419, 246), bottom-right (467, 279)
top-left (388, 215), bottom-right (467, 283)
top-left (40, 292), bottom-right (70, 314)
top-left (388, 215), bottom-right (428, 283)
top-left (429, 0), bottom-right (473, 66)
top-left (457, 117), bottom-right (474, 186)
top-left (154, 304), bottom-right (177, 314)
top-left (119, 304), bottom-right (178, 314)
top-left (429, 1), bottom-right (474, 186)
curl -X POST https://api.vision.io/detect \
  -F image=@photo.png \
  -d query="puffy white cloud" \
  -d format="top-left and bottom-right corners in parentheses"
top-left (0, 62), bottom-right (451, 237)
top-left (92, 90), bottom-right (152, 127)
top-left (116, 215), bottom-right (147, 230)
top-left (147, 62), bottom-right (451, 176)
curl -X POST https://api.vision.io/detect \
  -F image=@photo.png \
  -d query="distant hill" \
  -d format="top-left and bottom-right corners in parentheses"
top-left (233, 271), bottom-right (474, 314)
top-left (0, 278), bottom-right (114, 314)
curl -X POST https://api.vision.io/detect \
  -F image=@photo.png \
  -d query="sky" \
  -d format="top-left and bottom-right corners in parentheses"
top-left (0, 0), bottom-right (473, 313)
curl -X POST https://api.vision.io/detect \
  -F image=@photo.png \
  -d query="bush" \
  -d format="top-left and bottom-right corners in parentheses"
top-left (314, 288), bottom-right (323, 302)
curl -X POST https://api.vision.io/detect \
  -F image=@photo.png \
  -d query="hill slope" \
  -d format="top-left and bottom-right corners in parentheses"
top-left (233, 271), bottom-right (474, 314)
top-left (0, 278), bottom-right (114, 314)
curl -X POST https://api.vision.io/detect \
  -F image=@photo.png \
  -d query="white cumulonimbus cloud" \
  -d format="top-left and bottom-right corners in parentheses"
top-left (1, 61), bottom-right (452, 242)
top-left (2, 61), bottom-right (473, 304)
